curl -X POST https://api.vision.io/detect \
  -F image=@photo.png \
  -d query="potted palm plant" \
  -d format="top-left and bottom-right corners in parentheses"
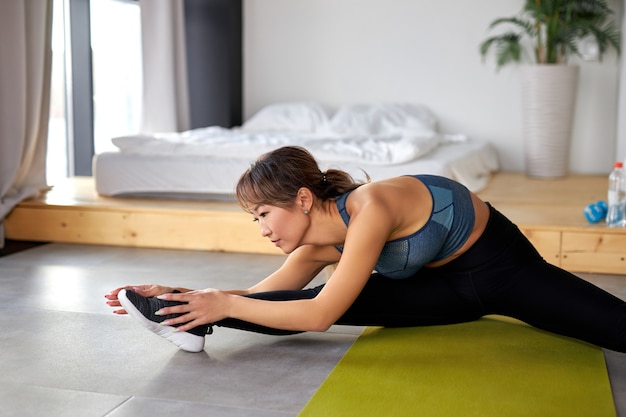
top-left (480, 0), bottom-right (621, 178)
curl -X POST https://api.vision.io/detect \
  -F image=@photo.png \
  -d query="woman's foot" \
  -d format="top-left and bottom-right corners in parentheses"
top-left (118, 289), bottom-right (210, 352)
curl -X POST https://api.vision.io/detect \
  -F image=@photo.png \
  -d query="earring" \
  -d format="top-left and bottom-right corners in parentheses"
top-left (304, 209), bottom-right (310, 214)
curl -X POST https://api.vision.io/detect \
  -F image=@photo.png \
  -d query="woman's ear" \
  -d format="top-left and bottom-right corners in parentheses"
top-left (296, 187), bottom-right (313, 212)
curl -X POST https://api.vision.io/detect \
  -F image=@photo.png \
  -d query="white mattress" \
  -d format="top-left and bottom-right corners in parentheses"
top-left (93, 140), bottom-right (499, 201)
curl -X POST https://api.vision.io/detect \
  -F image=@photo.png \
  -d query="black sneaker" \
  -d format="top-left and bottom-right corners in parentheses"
top-left (118, 289), bottom-right (211, 352)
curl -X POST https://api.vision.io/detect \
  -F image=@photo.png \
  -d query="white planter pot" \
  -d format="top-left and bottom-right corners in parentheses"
top-left (521, 65), bottom-right (579, 178)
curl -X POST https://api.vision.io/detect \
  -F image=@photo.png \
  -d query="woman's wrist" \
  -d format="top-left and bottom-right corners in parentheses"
top-left (222, 291), bottom-right (238, 319)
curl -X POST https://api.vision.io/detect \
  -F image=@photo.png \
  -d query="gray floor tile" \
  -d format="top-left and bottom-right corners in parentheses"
top-left (0, 308), bottom-right (355, 414)
top-left (0, 382), bottom-right (128, 417)
top-left (107, 397), bottom-right (292, 417)
top-left (605, 350), bottom-right (626, 417)
top-left (1, 243), bottom-right (625, 417)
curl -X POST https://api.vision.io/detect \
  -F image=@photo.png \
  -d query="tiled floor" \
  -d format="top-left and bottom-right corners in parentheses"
top-left (1, 243), bottom-right (625, 417)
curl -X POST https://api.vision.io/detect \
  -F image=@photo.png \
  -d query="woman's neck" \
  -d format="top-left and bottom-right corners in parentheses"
top-left (307, 199), bottom-right (347, 247)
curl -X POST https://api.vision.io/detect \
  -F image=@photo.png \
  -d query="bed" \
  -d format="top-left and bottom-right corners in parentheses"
top-left (93, 102), bottom-right (499, 201)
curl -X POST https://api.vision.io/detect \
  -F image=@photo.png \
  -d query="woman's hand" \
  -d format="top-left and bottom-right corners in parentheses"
top-left (154, 289), bottom-right (231, 332)
top-left (104, 284), bottom-right (176, 314)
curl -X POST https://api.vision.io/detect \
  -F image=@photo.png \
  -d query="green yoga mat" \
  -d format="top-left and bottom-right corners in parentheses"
top-left (299, 316), bottom-right (615, 417)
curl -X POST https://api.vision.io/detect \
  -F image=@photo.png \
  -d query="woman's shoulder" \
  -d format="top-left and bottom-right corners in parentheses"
top-left (342, 176), bottom-right (434, 241)
top-left (344, 176), bottom-right (429, 214)
top-left (350, 176), bottom-right (427, 199)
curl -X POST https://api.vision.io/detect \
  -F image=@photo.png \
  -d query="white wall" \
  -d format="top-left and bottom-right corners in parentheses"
top-left (243, 0), bottom-right (622, 173)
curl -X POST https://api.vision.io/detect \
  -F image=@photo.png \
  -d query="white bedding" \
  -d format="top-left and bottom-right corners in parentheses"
top-left (94, 140), bottom-right (499, 200)
top-left (111, 128), bottom-right (451, 165)
top-left (93, 102), bottom-right (500, 200)
top-left (111, 101), bottom-right (445, 165)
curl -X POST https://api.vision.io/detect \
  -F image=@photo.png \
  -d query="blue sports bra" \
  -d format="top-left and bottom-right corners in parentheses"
top-left (335, 175), bottom-right (475, 279)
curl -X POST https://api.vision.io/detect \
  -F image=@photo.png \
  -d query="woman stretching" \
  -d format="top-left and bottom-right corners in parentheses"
top-left (105, 146), bottom-right (626, 353)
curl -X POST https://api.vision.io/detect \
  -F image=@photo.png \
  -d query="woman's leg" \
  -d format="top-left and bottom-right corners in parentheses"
top-left (443, 204), bottom-right (626, 352)
top-left (215, 269), bottom-right (486, 335)
top-left (478, 260), bottom-right (626, 352)
top-left (335, 271), bottom-right (485, 327)
top-left (215, 288), bottom-right (320, 335)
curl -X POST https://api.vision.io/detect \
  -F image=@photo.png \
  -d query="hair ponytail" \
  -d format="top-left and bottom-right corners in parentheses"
top-left (236, 146), bottom-right (367, 211)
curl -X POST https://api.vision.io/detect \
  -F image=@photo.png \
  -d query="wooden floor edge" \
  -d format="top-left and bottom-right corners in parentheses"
top-left (5, 174), bottom-right (626, 274)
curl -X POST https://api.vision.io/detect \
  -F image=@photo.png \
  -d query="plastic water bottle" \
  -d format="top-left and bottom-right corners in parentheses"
top-left (606, 161), bottom-right (626, 227)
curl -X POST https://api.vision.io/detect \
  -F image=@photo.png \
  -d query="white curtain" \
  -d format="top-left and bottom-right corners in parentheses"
top-left (0, 0), bottom-right (53, 247)
top-left (139, 0), bottom-right (190, 134)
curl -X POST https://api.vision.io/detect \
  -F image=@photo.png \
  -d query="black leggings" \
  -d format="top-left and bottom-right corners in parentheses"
top-left (216, 204), bottom-right (626, 352)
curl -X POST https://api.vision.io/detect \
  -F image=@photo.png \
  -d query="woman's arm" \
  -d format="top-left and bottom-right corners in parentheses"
top-left (105, 245), bottom-right (339, 311)
top-left (160, 198), bottom-right (394, 332)
top-left (237, 244), bottom-right (341, 295)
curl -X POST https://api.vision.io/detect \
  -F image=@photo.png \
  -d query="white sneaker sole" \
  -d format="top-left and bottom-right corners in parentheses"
top-left (118, 289), bottom-right (205, 353)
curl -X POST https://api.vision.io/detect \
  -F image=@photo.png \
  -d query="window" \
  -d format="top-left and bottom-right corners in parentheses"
top-left (90, 0), bottom-right (142, 155)
top-left (46, 0), bottom-right (69, 184)
top-left (46, 0), bottom-right (142, 183)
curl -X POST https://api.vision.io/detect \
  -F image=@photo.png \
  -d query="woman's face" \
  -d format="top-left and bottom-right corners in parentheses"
top-left (250, 203), bottom-right (308, 254)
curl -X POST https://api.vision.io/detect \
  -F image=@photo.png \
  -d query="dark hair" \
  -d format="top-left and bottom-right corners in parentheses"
top-left (236, 146), bottom-right (367, 212)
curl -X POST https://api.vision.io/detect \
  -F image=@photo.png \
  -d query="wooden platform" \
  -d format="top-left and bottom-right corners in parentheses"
top-left (4, 173), bottom-right (626, 274)
top-left (4, 177), bottom-right (284, 256)
top-left (478, 173), bottom-right (625, 275)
